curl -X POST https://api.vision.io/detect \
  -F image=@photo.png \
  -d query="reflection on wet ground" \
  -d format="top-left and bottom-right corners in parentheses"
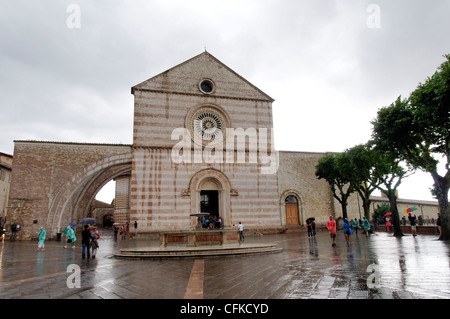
top-left (0, 229), bottom-right (448, 299)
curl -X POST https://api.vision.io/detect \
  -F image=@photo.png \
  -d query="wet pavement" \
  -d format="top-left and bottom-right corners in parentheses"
top-left (0, 229), bottom-right (449, 299)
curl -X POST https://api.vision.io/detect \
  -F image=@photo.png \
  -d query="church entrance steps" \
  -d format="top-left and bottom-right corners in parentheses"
top-left (114, 243), bottom-right (282, 259)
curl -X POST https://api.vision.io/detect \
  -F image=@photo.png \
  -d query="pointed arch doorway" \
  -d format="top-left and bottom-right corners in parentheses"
top-left (199, 178), bottom-right (220, 218)
top-left (189, 169), bottom-right (232, 228)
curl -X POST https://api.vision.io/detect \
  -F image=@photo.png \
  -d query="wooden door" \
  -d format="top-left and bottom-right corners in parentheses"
top-left (285, 203), bottom-right (299, 225)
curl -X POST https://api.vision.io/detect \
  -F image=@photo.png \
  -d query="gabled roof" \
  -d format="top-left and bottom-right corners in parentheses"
top-left (131, 51), bottom-right (274, 102)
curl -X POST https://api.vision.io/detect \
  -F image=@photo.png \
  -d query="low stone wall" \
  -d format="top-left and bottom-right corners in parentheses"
top-left (160, 230), bottom-right (239, 247)
top-left (375, 225), bottom-right (440, 235)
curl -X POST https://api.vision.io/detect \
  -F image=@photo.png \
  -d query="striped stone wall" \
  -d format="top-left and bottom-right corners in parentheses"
top-left (130, 52), bottom-right (281, 232)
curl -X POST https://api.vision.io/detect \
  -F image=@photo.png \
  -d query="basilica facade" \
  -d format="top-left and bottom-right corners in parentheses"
top-left (6, 52), bottom-right (438, 239)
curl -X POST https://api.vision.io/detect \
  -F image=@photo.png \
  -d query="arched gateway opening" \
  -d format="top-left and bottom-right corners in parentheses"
top-left (48, 153), bottom-right (132, 237)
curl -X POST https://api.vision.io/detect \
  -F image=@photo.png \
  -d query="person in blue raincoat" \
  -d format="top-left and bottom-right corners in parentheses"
top-left (363, 216), bottom-right (371, 237)
top-left (37, 227), bottom-right (46, 251)
top-left (64, 225), bottom-right (77, 249)
top-left (343, 218), bottom-right (353, 244)
top-left (351, 218), bottom-right (361, 235)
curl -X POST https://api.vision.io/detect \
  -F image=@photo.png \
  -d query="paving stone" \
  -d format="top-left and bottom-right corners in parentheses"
top-left (1, 230), bottom-right (449, 299)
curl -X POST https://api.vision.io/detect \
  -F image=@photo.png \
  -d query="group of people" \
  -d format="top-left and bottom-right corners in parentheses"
top-left (36, 224), bottom-right (100, 259)
top-left (113, 222), bottom-right (130, 240)
top-left (81, 225), bottom-right (100, 259)
top-left (202, 216), bottom-right (223, 229)
top-left (325, 212), bottom-right (442, 246)
top-left (326, 216), bottom-right (372, 246)
top-left (62, 224), bottom-right (101, 259)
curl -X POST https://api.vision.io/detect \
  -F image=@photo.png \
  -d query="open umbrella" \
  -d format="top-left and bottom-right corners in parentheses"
top-left (383, 212), bottom-right (392, 217)
top-left (403, 207), bottom-right (418, 215)
top-left (69, 222), bottom-right (77, 227)
top-left (306, 217), bottom-right (315, 223)
top-left (79, 218), bottom-right (97, 224)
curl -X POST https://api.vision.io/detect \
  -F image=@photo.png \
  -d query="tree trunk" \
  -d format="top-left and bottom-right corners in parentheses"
top-left (362, 196), bottom-right (371, 220)
top-left (386, 191), bottom-right (403, 237)
top-left (431, 172), bottom-right (450, 240)
top-left (341, 200), bottom-right (348, 219)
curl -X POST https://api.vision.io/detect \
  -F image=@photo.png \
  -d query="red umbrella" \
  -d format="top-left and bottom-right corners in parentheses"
top-left (383, 212), bottom-right (392, 217)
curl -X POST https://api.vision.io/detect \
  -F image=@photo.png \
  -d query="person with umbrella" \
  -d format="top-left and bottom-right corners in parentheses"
top-left (81, 225), bottom-right (91, 259)
top-left (408, 213), bottom-right (417, 237)
top-left (306, 218), bottom-right (315, 238)
top-left (384, 213), bottom-right (392, 232)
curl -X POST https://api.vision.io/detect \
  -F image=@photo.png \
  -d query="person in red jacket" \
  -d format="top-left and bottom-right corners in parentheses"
top-left (327, 216), bottom-right (337, 247)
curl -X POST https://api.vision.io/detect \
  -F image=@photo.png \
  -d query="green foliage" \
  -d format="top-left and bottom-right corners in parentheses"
top-left (371, 54), bottom-right (450, 239)
top-left (373, 202), bottom-right (390, 222)
top-left (315, 152), bottom-right (355, 218)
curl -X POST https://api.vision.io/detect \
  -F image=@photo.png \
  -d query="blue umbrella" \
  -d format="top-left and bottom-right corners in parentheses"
top-left (69, 223), bottom-right (77, 227)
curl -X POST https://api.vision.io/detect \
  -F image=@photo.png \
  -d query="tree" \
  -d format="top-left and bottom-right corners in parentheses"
top-left (373, 202), bottom-right (390, 223)
top-left (371, 99), bottom-right (416, 237)
top-left (373, 149), bottom-right (414, 237)
top-left (315, 152), bottom-right (355, 219)
top-left (345, 144), bottom-right (384, 220)
top-left (372, 55), bottom-right (450, 240)
top-left (407, 55), bottom-right (450, 240)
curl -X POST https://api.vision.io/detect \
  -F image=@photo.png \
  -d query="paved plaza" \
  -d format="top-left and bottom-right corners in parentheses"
top-left (0, 229), bottom-right (449, 300)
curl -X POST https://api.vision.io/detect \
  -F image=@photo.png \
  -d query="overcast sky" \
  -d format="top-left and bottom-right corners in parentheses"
top-left (1, 0), bottom-right (449, 202)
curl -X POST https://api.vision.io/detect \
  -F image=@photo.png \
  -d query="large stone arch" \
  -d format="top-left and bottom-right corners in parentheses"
top-left (48, 153), bottom-right (132, 236)
top-left (188, 168), bottom-right (233, 227)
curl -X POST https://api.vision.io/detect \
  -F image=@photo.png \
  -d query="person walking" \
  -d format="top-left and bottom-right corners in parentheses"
top-left (238, 222), bottom-right (244, 243)
top-left (121, 224), bottom-right (127, 240)
top-left (352, 218), bottom-right (361, 235)
top-left (343, 218), bottom-right (353, 244)
top-left (113, 225), bottom-right (119, 240)
top-left (91, 227), bottom-right (100, 258)
top-left (81, 225), bottom-right (91, 259)
top-left (363, 216), bottom-right (371, 237)
top-left (408, 213), bottom-right (417, 237)
top-left (436, 213), bottom-right (441, 236)
top-left (37, 226), bottom-right (46, 251)
top-left (64, 225), bottom-right (77, 249)
top-left (62, 226), bottom-right (69, 246)
top-left (385, 216), bottom-right (392, 232)
top-left (306, 219), bottom-right (313, 238)
top-left (326, 216), bottom-right (337, 247)
top-left (134, 221), bottom-right (138, 236)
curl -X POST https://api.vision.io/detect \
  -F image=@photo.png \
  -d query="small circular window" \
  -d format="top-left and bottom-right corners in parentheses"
top-left (199, 79), bottom-right (214, 94)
